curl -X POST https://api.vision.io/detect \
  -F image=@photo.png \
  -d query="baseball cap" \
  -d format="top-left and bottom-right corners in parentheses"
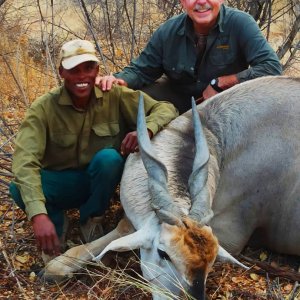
top-left (59, 39), bottom-right (100, 70)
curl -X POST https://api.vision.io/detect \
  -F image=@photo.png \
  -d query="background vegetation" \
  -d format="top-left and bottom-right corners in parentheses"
top-left (0, 0), bottom-right (299, 299)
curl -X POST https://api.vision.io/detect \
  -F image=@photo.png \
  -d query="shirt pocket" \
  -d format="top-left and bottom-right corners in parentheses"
top-left (209, 36), bottom-right (236, 66)
top-left (92, 122), bottom-right (120, 137)
top-left (164, 62), bottom-right (195, 83)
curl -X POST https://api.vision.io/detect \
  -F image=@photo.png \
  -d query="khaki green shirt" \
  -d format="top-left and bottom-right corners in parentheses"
top-left (12, 85), bottom-right (178, 219)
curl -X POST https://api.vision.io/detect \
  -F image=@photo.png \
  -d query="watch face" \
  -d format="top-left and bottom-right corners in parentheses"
top-left (211, 79), bottom-right (216, 85)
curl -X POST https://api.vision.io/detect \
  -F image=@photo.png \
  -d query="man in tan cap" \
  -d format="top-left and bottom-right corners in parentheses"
top-left (9, 39), bottom-right (178, 262)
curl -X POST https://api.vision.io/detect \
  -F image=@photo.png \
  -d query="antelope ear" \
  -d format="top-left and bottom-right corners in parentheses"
top-left (93, 228), bottom-right (153, 262)
top-left (217, 246), bottom-right (249, 270)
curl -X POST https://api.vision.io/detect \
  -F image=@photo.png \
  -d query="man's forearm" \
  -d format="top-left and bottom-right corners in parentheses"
top-left (217, 74), bottom-right (240, 90)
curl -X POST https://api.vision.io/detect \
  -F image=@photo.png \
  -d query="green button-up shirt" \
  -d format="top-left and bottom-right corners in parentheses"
top-left (12, 85), bottom-right (178, 219)
top-left (115, 5), bottom-right (282, 98)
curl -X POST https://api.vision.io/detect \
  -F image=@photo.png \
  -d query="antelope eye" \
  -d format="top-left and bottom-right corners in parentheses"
top-left (157, 248), bottom-right (171, 261)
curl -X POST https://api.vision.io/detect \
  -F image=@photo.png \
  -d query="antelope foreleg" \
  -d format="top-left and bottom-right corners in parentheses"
top-left (41, 217), bottom-right (135, 282)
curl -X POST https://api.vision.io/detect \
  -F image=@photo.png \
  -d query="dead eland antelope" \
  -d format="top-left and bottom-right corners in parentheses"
top-left (41, 76), bottom-right (300, 300)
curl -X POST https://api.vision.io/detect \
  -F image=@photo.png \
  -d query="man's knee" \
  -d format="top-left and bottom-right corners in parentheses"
top-left (140, 76), bottom-right (171, 101)
top-left (88, 148), bottom-right (124, 175)
top-left (140, 76), bottom-right (190, 114)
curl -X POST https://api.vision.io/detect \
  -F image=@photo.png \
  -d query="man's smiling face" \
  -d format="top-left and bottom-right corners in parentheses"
top-left (181, 0), bottom-right (224, 33)
top-left (59, 61), bottom-right (99, 103)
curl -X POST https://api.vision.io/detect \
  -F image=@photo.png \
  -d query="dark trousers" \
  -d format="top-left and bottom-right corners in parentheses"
top-left (10, 148), bottom-right (124, 237)
top-left (141, 76), bottom-right (194, 114)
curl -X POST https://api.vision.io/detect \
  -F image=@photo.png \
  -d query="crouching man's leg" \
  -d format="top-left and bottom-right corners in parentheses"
top-left (79, 148), bottom-right (124, 243)
top-left (10, 148), bottom-right (126, 281)
top-left (41, 149), bottom-right (130, 283)
top-left (9, 169), bottom-right (90, 263)
top-left (9, 182), bottom-right (68, 264)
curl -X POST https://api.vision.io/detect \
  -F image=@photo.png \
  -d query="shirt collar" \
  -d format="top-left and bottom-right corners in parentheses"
top-left (58, 85), bottom-right (104, 106)
top-left (218, 4), bottom-right (225, 33)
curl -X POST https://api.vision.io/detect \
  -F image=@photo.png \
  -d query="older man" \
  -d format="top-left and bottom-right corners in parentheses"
top-left (10, 39), bottom-right (178, 261)
top-left (98, 0), bottom-right (282, 114)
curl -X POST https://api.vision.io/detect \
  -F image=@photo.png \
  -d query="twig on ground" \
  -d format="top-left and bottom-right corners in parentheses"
top-left (0, 132), bottom-right (17, 153)
top-left (289, 281), bottom-right (299, 300)
top-left (0, 240), bottom-right (26, 295)
top-left (241, 255), bottom-right (300, 281)
top-left (0, 116), bottom-right (14, 136)
top-left (0, 178), bottom-right (10, 187)
top-left (0, 172), bottom-right (13, 177)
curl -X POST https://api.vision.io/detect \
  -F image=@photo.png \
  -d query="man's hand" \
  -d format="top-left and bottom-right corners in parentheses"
top-left (95, 74), bottom-right (128, 91)
top-left (202, 84), bottom-right (218, 100)
top-left (31, 214), bottom-right (60, 256)
top-left (121, 129), bottom-right (153, 156)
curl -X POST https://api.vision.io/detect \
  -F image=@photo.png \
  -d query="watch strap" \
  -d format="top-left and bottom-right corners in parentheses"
top-left (210, 78), bottom-right (223, 93)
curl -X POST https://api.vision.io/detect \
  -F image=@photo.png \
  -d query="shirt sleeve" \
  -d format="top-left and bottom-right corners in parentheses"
top-left (116, 86), bottom-right (178, 134)
top-left (235, 13), bottom-right (282, 82)
top-left (12, 104), bottom-right (48, 220)
top-left (115, 27), bottom-right (165, 89)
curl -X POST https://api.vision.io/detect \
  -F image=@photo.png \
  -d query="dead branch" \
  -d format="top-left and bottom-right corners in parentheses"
top-left (0, 240), bottom-right (26, 295)
top-left (0, 178), bottom-right (10, 187)
top-left (277, 14), bottom-right (300, 60)
top-left (1, 55), bottom-right (29, 107)
top-left (241, 255), bottom-right (300, 281)
top-left (0, 116), bottom-right (15, 136)
top-left (36, 0), bottom-right (61, 86)
top-left (282, 41), bottom-right (300, 71)
top-left (0, 132), bottom-right (17, 153)
top-left (289, 281), bottom-right (300, 300)
top-left (78, 0), bottom-right (108, 73)
top-left (0, 154), bottom-right (12, 161)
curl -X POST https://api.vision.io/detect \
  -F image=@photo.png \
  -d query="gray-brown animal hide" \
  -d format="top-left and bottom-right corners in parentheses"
top-left (121, 76), bottom-right (300, 256)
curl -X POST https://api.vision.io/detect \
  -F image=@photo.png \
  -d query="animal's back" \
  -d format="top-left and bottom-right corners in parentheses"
top-left (199, 76), bottom-right (300, 255)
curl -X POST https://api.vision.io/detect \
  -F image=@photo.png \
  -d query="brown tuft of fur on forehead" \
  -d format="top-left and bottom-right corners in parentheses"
top-left (169, 218), bottom-right (218, 282)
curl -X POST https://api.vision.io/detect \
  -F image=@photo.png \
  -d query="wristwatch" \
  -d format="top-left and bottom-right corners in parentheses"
top-left (210, 78), bottom-right (223, 93)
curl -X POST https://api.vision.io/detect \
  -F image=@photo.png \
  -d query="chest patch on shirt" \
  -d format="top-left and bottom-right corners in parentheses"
top-left (216, 44), bottom-right (230, 50)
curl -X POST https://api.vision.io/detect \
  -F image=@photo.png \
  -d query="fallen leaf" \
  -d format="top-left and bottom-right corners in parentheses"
top-left (250, 273), bottom-right (259, 281)
top-left (15, 254), bottom-right (29, 264)
top-left (231, 277), bottom-right (242, 283)
top-left (259, 251), bottom-right (268, 261)
top-left (29, 272), bottom-right (36, 282)
top-left (283, 283), bottom-right (293, 292)
top-left (16, 228), bottom-right (25, 233)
